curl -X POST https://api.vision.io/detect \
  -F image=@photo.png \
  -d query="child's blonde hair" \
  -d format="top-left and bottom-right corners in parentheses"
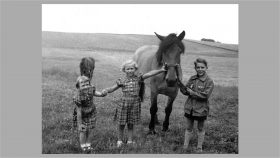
top-left (121, 60), bottom-right (138, 72)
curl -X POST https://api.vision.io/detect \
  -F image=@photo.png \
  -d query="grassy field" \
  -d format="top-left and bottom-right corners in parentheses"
top-left (42, 32), bottom-right (238, 154)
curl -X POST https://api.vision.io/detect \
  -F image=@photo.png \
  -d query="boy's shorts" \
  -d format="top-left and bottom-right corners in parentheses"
top-left (184, 110), bottom-right (207, 121)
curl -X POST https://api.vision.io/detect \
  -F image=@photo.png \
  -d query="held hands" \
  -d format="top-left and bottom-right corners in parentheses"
top-left (101, 89), bottom-right (108, 97)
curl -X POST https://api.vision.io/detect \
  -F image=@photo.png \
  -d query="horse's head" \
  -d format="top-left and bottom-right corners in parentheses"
top-left (155, 31), bottom-right (185, 87)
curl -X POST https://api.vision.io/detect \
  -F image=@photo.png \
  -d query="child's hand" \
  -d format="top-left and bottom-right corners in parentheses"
top-left (101, 89), bottom-right (108, 96)
top-left (73, 96), bottom-right (81, 106)
top-left (78, 124), bottom-right (86, 131)
top-left (187, 88), bottom-right (195, 96)
top-left (162, 64), bottom-right (168, 71)
top-left (116, 78), bottom-right (123, 87)
top-left (176, 78), bottom-right (184, 87)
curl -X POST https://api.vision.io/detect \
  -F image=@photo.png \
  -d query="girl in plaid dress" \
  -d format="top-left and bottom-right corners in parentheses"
top-left (103, 60), bottom-right (167, 147)
top-left (73, 57), bottom-right (107, 151)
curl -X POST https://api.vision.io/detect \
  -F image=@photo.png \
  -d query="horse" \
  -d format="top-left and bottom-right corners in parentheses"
top-left (133, 31), bottom-right (185, 134)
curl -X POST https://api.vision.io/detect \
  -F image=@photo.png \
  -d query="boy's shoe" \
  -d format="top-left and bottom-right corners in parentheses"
top-left (117, 141), bottom-right (123, 147)
top-left (87, 146), bottom-right (93, 150)
top-left (81, 146), bottom-right (87, 152)
top-left (86, 144), bottom-right (93, 150)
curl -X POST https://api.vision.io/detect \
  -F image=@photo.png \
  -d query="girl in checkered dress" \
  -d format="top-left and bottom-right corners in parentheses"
top-left (103, 60), bottom-right (167, 147)
top-left (73, 57), bottom-right (107, 151)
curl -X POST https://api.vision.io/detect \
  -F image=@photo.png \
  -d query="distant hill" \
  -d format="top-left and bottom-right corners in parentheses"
top-left (42, 31), bottom-right (238, 57)
top-left (188, 39), bottom-right (238, 52)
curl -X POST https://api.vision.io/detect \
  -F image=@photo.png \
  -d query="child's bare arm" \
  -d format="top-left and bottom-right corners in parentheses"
top-left (142, 65), bottom-right (167, 80)
top-left (76, 107), bottom-right (82, 125)
top-left (101, 79), bottom-right (122, 94)
top-left (104, 84), bottom-right (120, 93)
top-left (94, 90), bottom-right (107, 97)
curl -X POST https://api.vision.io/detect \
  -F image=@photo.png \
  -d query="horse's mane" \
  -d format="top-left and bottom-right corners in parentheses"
top-left (155, 33), bottom-right (185, 66)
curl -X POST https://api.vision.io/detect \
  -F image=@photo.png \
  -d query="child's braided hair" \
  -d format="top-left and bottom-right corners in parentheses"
top-left (80, 57), bottom-right (95, 80)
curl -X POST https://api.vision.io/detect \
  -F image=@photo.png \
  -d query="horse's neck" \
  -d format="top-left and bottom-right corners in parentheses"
top-left (150, 57), bottom-right (161, 70)
top-left (134, 45), bottom-right (158, 73)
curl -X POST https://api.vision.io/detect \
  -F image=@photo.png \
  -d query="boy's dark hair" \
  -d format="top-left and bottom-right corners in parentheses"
top-left (194, 58), bottom-right (208, 68)
top-left (80, 57), bottom-right (95, 79)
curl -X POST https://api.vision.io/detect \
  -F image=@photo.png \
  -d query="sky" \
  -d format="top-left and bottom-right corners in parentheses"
top-left (42, 4), bottom-right (238, 44)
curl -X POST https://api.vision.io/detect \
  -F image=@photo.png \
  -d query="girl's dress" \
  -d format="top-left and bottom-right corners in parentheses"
top-left (116, 75), bottom-right (143, 125)
top-left (73, 85), bottom-right (97, 132)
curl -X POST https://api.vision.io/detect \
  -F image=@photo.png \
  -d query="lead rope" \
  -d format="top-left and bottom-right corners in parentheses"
top-left (163, 62), bottom-right (168, 79)
top-left (175, 64), bottom-right (180, 80)
top-left (175, 64), bottom-right (187, 94)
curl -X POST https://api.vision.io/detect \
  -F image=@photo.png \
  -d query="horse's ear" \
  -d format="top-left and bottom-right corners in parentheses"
top-left (154, 32), bottom-right (165, 41)
top-left (178, 31), bottom-right (185, 41)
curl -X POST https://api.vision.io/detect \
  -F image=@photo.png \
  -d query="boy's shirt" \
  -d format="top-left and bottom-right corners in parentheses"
top-left (182, 74), bottom-right (214, 117)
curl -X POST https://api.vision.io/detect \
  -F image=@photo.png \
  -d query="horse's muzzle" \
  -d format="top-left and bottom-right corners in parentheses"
top-left (166, 79), bottom-right (177, 87)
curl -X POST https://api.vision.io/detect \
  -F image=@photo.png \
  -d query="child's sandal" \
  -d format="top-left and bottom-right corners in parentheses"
top-left (117, 141), bottom-right (123, 147)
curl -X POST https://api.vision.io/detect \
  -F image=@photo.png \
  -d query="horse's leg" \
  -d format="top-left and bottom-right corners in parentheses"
top-left (162, 96), bottom-right (175, 132)
top-left (155, 114), bottom-right (160, 125)
top-left (148, 91), bottom-right (158, 134)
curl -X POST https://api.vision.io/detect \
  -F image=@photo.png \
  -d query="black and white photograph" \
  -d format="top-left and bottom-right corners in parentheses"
top-left (42, 4), bottom-right (239, 154)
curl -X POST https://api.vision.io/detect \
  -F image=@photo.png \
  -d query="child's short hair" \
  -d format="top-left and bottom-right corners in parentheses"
top-left (80, 57), bottom-right (95, 79)
top-left (121, 60), bottom-right (138, 72)
top-left (194, 58), bottom-right (208, 68)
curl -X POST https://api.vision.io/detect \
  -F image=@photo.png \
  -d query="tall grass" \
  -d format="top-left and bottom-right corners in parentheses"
top-left (42, 50), bottom-right (238, 154)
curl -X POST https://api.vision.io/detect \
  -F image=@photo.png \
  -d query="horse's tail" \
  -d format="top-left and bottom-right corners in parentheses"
top-left (139, 78), bottom-right (145, 102)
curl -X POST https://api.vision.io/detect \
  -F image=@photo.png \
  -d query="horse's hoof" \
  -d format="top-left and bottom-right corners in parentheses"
top-left (147, 130), bottom-right (157, 135)
top-left (155, 121), bottom-right (161, 125)
top-left (162, 127), bottom-right (169, 132)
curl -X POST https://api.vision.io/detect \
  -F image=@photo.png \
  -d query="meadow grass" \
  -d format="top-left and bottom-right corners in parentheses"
top-left (42, 48), bottom-right (238, 154)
